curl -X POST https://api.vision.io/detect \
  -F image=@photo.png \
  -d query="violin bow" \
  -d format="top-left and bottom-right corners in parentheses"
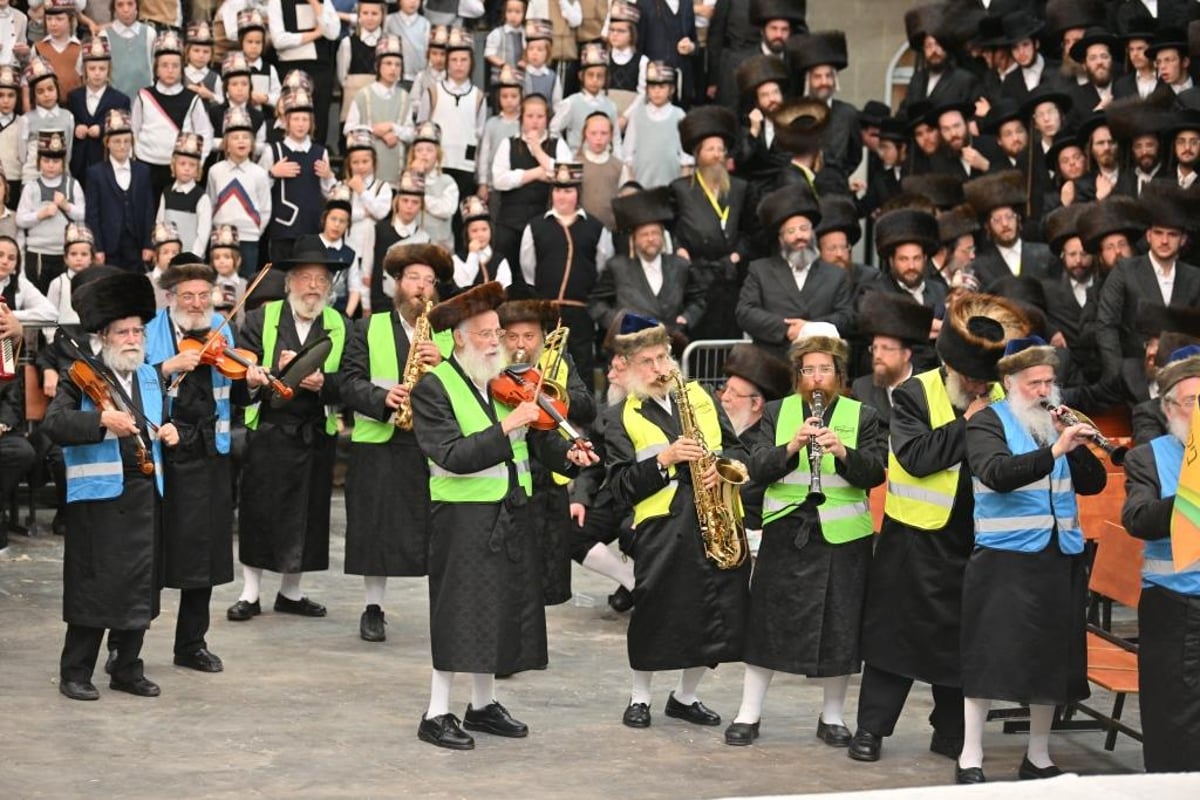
top-left (59, 329), bottom-right (160, 433)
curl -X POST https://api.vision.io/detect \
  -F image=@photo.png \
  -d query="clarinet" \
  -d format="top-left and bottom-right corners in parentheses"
top-left (807, 391), bottom-right (826, 507)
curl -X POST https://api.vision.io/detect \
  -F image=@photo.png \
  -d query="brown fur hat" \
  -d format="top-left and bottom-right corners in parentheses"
top-left (996, 336), bottom-right (1060, 377)
top-left (963, 170), bottom-right (1026, 218)
top-left (788, 321), bottom-right (850, 371)
top-left (611, 312), bottom-right (671, 357)
top-left (901, 173), bottom-right (965, 210)
top-left (1077, 196), bottom-right (1149, 253)
top-left (735, 54), bottom-right (789, 97)
top-left (1044, 202), bottom-right (1091, 253)
top-left (383, 242), bottom-right (453, 281)
top-left (497, 299), bottom-right (559, 331)
top-left (158, 252), bottom-right (216, 290)
top-left (428, 281), bottom-right (505, 332)
top-left (937, 204), bottom-right (980, 244)
top-left (858, 291), bottom-right (935, 345)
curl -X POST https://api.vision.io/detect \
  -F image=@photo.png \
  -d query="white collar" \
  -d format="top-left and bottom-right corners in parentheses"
top-left (640, 254), bottom-right (662, 271)
top-left (582, 149), bottom-right (609, 164)
top-left (110, 157), bottom-right (131, 170)
top-left (155, 81), bottom-right (184, 95)
top-left (545, 209), bottom-right (586, 223)
top-left (284, 136), bottom-right (312, 151)
top-left (1150, 252), bottom-right (1176, 275)
top-left (172, 179), bottom-right (196, 191)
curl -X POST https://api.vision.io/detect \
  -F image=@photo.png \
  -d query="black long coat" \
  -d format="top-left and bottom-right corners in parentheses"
top-left (42, 377), bottom-right (163, 630)
top-left (605, 385), bottom-right (750, 671)
top-left (67, 85), bottom-right (131, 186)
top-left (411, 357), bottom-right (576, 674)
top-left (237, 302), bottom-right (345, 573)
top-left (743, 395), bottom-right (886, 676)
top-left (339, 311), bottom-right (431, 577)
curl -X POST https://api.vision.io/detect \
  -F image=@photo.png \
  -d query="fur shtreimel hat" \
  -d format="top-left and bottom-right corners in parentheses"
top-left (937, 204), bottom-right (980, 245)
top-left (1077, 196), bottom-right (1149, 253)
top-left (788, 321), bottom-right (849, 367)
top-left (383, 243), bottom-right (453, 282)
top-left (996, 335), bottom-right (1060, 377)
top-left (901, 174), bottom-right (964, 211)
top-left (875, 208), bottom-right (940, 258)
top-left (612, 187), bottom-right (674, 233)
top-left (936, 293), bottom-right (1031, 381)
top-left (815, 195), bottom-right (862, 246)
top-left (723, 343), bottom-right (793, 402)
top-left (158, 252), bottom-right (217, 291)
top-left (963, 170), bottom-right (1026, 218)
top-left (770, 97), bottom-right (830, 155)
top-left (787, 31), bottom-right (848, 74)
top-left (77, 273), bottom-right (156, 333)
top-left (1157, 345), bottom-right (1200, 396)
top-left (758, 182), bottom-right (821, 234)
top-left (497, 299), bottom-right (560, 331)
top-left (857, 291), bottom-right (934, 345)
top-left (1043, 202), bottom-right (1091, 253)
top-left (749, 0), bottom-right (807, 27)
top-left (428, 281), bottom-right (505, 332)
top-left (611, 312), bottom-right (671, 358)
top-left (735, 54), bottom-right (789, 97)
top-left (679, 105), bottom-right (737, 154)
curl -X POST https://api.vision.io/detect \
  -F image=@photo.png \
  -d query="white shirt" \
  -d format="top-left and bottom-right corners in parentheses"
top-left (86, 87), bottom-right (104, 116)
top-left (0, 272), bottom-right (56, 323)
top-left (1137, 165), bottom-right (1160, 194)
top-left (1070, 275), bottom-right (1093, 308)
top-left (1179, 167), bottom-right (1197, 188)
top-left (1137, 72), bottom-right (1158, 98)
top-left (293, 312), bottom-right (315, 343)
top-left (490, 135), bottom-right (573, 192)
top-left (110, 157), bottom-right (131, 190)
top-left (518, 209), bottom-right (614, 286)
top-left (527, 0), bottom-right (582, 28)
top-left (1149, 253), bottom-right (1175, 304)
top-left (1021, 54), bottom-right (1045, 93)
top-left (791, 260), bottom-right (810, 294)
top-left (641, 254), bottom-right (663, 295)
top-left (997, 241), bottom-right (1022, 276)
top-left (902, 281), bottom-right (925, 305)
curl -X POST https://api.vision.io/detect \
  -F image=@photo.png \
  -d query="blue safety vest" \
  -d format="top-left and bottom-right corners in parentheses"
top-left (1144, 435), bottom-right (1200, 595)
top-left (62, 363), bottom-right (164, 502)
top-left (972, 400), bottom-right (1083, 554)
top-left (145, 310), bottom-right (233, 454)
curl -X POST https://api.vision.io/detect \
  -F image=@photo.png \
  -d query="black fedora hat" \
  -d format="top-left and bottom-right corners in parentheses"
top-left (1018, 85), bottom-right (1073, 123)
top-left (859, 100), bottom-right (891, 129)
top-left (1068, 26), bottom-right (1118, 64)
top-left (1045, 131), bottom-right (1085, 169)
top-left (276, 234), bottom-right (351, 271)
top-left (972, 14), bottom-right (1011, 49)
top-left (1000, 11), bottom-right (1043, 46)
top-left (979, 98), bottom-right (1026, 135)
top-left (1146, 27), bottom-right (1189, 60)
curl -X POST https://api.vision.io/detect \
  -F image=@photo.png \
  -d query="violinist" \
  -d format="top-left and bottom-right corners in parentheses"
top-left (41, 272), bottom-right (180, 702)
top-left (340, 242), bottom-right (450, 643)
top-left (144, 253), bottom-right (269, 674)
top-left (496, 298), bottom-right (595, 607)
top-left (409, 281), bottom-right (597, 751)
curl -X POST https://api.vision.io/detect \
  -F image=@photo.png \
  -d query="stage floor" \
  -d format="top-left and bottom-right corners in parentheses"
top-left (0, 493), bottom-right (1160, 799)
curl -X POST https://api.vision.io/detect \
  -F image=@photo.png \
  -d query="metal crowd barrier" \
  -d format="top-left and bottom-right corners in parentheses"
top-left (680, 338), bottom-right (750, 394)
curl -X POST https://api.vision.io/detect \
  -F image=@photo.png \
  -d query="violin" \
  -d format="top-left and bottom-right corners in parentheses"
top-left (67, 359), bottom-right (156, 476)
top-left (178, 334), bottom-right (294, 400)
top-left (489, 365), bottom-right (593, 451)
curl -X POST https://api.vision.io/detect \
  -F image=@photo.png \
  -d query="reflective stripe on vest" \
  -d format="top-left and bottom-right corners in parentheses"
top-left (622, 382), bottom-right (723, 527)
top-left (1145, 435), bottom-right (1200, 594)
top-left (145, 310), bottom-right (233, 454)
top-left (972, 400), bottom-right (1083, 554)
top-left (245, 301), bottom-right (345, 434)
top-left (885, 369), bottom-right (1004, 530)
top-left (763, 395), bottom-right (872, 542)
top-left (427, 359), bottom-right (532, 502)
top-left (62, 363), bottom-right (164, 501)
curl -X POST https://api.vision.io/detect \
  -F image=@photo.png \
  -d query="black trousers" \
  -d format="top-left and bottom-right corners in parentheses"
top-left (174, 586), bottom-right (212, 657)
top-left (856, 663), bottom-right (964, 739)
top-left (1139, 585), bottom-right (1200, 772)
top-left (24, 251), bottom-right (65, 295)
top-left (0, 435), bottom-right (36, 498)
top-left (147, 163), bottom-right (174, 209)
top-left (445, 167), bottom-right (477, 245)
top-left (62, 624), bottom-right (145, 683)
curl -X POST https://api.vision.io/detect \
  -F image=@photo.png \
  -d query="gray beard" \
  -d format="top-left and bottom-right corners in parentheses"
top-left (170, 307), bottom-right (210, 334)
top-left (1010, 387), bottom-right (1062, 447)
top-left (1169, 414), bottom-right (1191, 446)
top-left (783, 244), bottom-right (816, 270)
top-left (287, 293), bottom-right (328, 321)
top-left (102, 343), bottom-right (145, 375)
top-left (606, 383), bottom-right (627, 407)
top-left (727, 407), bottom-right (756, 436)
top-left (945, 371), bottom-right (973, 411)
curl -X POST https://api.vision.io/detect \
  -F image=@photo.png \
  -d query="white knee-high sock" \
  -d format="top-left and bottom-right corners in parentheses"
top-left (734, 664), bottom-right (774, 724)
top-left (673, 666), bottom-right (707, 705)
top-left (279, 572), bottom-right (303, 601)
top-left (363, 576), bottom-right (387, 608)
top-left (1026, 704), bottom-right (1055, 768)
top-left (471, 673), bottom-right (496, 709)
top-left (630, 670), bottom-right (653, 705)
top-left (427, 670), bottom-right (454, 717)
top-left (810, 675), bottom-right (851, 726)
top-left (239, 566), bottom-right (262, 603)
top-left (959, 697), bottom-right (991, 769)
top-left (581, 543), bottom-right (635, 591)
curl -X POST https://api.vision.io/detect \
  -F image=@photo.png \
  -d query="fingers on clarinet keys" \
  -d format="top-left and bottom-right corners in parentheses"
top-left (462, 701), bottom-right (529, 738)
top-left (847, 729), bottom-right (882, 761)
top-left (418, 713), bottom-right (475, 750)
top-left (664, 692), bottom-right (721, 726)
top-left (816, 717), bottom-right (853, 747)
top-left (226, 599), bottom-right (261, 621)
top-left (623, 701), bottom-right (652, 728)
top-left (724, 721), bottom-right (760, 746)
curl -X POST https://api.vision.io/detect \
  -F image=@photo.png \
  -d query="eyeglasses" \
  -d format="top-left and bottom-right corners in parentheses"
top-left (1166, 395), bottom-right (1198, 409)
top-left (171, 291), bottom-right (210, 304)
top-left (466, 328), bottom-right (503, 341)
top-left (292, 274), bottom-right (331, 288)
top-left (782, 223), bottom-right (813, 236)
top-left (798, 365), bottom-right (837, 377)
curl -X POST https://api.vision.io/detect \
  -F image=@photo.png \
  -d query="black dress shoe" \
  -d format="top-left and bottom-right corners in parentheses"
top-left (174, 648), bottom-right (224, 673)
top-left (1018, 757), bottom-right (1064, 780)
top-left (51, 512), bottom-right (66, 536)
top-left (955, 764), bottom-right (987, 784)
top-left (816, 717), bottom-right (853, 747)
top-left (848, 729), bottom-right (882, 762)
top-left (226, 599), bottom-right (261, 621)
top-left (622, 702), bottom-right (651, 728)
top-left (273, 593), bottom-right (326, 617)
top-left (724, 721), bottom-right (760, 746)
top-left (607, 586), bottom-right (634, 613)
top-left (103, 649), bottom-right (117, 676)
top-left (59, 680), bottom-right (99, 701)
top-left (359, 605), bottom-right (386, 642)
top-left (664, 693), bottom-right (721, 726)
top-left (418, 713), bottom-right (475, 750)
top-left (929, 730), bottom-right (963, 760)
top-left (463, 702), bottom-right (529, 738)
top-left (109, 676), bottom-right (161, 697)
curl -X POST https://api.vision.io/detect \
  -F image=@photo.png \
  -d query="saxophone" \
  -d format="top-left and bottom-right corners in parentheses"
top-left (658, 370), bottom-right (750, 570)
top-left (393, 300), bottom-right (434, 429)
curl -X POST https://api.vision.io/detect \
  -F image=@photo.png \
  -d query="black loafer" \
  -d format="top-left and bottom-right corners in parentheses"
top-left (930, 730), bottom-right (963, 760)
top-left (226, 599), bottom-right (261, 621)
top-left (664, 692), bottom-right (721, 726)
top-left (418, 713), bottom-right (474, 750)
top-left (59, 680), bottom-right (99, 701)
top-left (273, 593), bottom-right (326, 617)
top-left (724, 721), bottom-right (760, 746)
top-left (816, 717), bottom-right (853, 747)
top-left (956, 764), bottom-right (986, 784)
top-left (607, 586), bottom-right (634, 613)
top-left (109, 676), bottom-right (161, 697)
top-left (360, 605), bottom-right (386, 642)
top-left (848, 729), bottom-right (882, 762)
top-left (1018, 757), bottom-right (1064, 780)
top-left (622, 701), bottom-right (651, 728)
top-left (463, 701), bottom-right (529, 738)
top-left (103, 649), bottom-right (117, 676)
top-left (174, 648), bottom-right (224, 673)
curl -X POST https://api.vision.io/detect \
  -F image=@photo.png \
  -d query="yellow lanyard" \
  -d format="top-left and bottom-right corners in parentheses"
top-left (695, 173), bottom-right (729, 227)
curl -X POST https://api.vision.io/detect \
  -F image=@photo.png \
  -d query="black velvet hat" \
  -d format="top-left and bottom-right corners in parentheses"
top-left (814, 195), bottom-right (862, 246)
top-left (723, 343), bottom-right (794, 402)
top-left (77, 273), bottom-right (157, 333)
top-left (757, 182), bottom-right (821, 234)
top-left (749, 0), bottom-right (807, 27)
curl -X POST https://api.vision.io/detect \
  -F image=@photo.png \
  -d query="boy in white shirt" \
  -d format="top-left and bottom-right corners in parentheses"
top-left (16, 129), bottom-right (85, 293)
top-left (208, 106), bottom-right (271, 277)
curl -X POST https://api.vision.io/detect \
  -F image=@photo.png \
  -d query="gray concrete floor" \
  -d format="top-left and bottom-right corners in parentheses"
top-left (0, 494), bottom-right (1147, 799)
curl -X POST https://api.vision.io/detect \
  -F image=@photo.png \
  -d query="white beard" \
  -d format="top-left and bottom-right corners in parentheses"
top-left (727, 407), bottom-right (756, 436)
top-left (945, 370), bottom-right (973, 411)
top-left (606, 382), bottom-right (627, 407)
top-left (287, 293), bottom-right (328, 321)
top-left (458, 344), bottom-right (507, 387)
top-left (1010, 386), bottom-right (1062, 446)
top-left (1169, 414), bottom-right (1192, 446)
top-left (626, 357), bottom-right (679, 401)
top-left (102, 342), bottom-right (145, 375)
top-left (170, 307), bottom-right (210, 333)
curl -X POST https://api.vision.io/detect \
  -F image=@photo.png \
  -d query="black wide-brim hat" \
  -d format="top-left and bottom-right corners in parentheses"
top-left (679, 105), bottom-right (737, 155)
top-left (749, 0), bottom-right (807, 28)
top-left (757, 182), bottom-right (821, 234)
top-left (1146, 27), bottom-right (1189, 60)
top-left (1068, 26), bottom-right (1118, 63)
top-left (979, 98), bottom-right (1026, 136)
top-left (875, 208), bottom-right (940, 258)
top-left (612, 187), bottom-right (674, 233)
top-left (1045, 131), bottom-right (1084, 169)
top-left (1045, 0), bottom-right (1106, 39)
top-left (1165, 108), bottom-right (1200, 138)
top-left (859, 100), bottom-right (891, 129)
top-left (1018, 85), bottom-right (1073, 123)
top-left (971, 14), bottom-right (1010, 49)
top-left (936, 293), bottom-right (1031, 381)
top-left (723, 343), bottom-right (794, 402)
top-left (999, 11), bottom-right (1044, 45)
top-left (77, 273), bottom-right (157, 333)
top-left (814, 195), bottom-right (862, 246)
top-left (275, 235), bottom-right (351, 271)
top-left (858, 290), bottom-right (934, 345)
